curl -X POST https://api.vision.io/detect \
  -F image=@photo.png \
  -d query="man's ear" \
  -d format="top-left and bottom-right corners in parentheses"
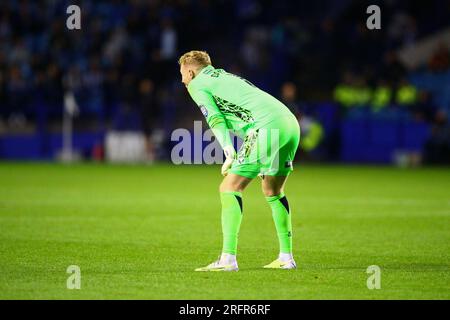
top-left (190, 69), bottom-right (196, 80)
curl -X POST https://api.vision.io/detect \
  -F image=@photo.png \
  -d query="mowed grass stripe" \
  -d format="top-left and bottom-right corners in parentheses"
top-left (0, 162), bottom-right (449, 299)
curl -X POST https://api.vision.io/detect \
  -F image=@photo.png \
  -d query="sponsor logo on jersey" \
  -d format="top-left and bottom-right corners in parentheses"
top-left (199, 105), bottom-right (208, 118)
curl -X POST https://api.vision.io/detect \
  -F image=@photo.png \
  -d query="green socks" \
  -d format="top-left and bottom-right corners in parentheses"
top-left (220, 191), bottom-right (243, 255)
top-left (220, 191), bottom-right (292, 256)
top-left (266, 193), bottom-right (292, 254)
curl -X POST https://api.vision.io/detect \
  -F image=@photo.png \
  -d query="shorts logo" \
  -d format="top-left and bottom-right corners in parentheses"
top-left (285, 160), bottom-right (293, 169)
top-left (199, 105), bottom-right (208, 118)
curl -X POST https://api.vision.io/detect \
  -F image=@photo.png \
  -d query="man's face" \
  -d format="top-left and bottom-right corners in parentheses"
top-left (180, 64), bottom-right (195, 88)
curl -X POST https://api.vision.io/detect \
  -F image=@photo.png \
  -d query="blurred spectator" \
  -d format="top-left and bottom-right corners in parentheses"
top-left (428, 43), bottom-right (450, 73)
top-left (299, 116), bottom-right (324, 156)
top-left (280, 82), bottom-right (301, 118)
top-left (382, 51), bottom-right (406, 84)
top-left (333, 73), bottom-right (372, 108)
top-left (387, 12), bottom-right (417, 48)
top-left (371, 79), bottom-right (392, 112)
top-left (395, 79), bottom-right (418, 107)
top-left (138, 78), bottom-right (158, 162)
top-left (425, 111), bottom-right (450, 164)
top-left (0, 0), bottom-right (448, 163)
top-left (160, 18), bottom-right (177, 61)
top-left (412, 91), bottom-right (437, 122)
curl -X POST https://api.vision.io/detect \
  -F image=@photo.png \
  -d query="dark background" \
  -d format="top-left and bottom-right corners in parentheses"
top-left (0, 0), bottom-right (449, 164)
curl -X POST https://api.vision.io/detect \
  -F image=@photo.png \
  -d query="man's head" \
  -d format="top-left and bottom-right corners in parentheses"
top-left (179, 50), bottom-right (212, 87)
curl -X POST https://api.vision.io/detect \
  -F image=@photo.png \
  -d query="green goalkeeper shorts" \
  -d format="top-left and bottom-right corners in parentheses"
top-left (229, 115), bottom-right (300, 179)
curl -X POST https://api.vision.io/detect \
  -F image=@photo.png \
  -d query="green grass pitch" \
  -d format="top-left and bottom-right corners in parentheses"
top-left (0, 162), bottom-right (449, 299)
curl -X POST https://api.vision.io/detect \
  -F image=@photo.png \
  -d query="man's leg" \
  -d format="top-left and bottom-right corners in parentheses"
top-left (262, 175), bottom-right (296, 269)
top-left (219, 173), bottom-right (252, 256)
top-left (195, 173), bottom-right (252, 271)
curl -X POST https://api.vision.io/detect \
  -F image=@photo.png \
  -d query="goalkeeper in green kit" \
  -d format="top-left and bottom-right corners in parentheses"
top-left (179, 51), bottom-right (300, 271)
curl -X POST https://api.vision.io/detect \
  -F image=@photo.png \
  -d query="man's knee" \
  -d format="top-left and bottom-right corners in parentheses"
top-left (220, 182), bottom-right (243, 193)
top-left (261, 184), bottom-right (282, 197)
top-left (219, 176), bottom-right (248, 193)
top-left (261, 175), bottom-right (287, 197)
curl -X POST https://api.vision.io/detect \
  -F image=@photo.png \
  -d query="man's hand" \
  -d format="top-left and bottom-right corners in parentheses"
top-left (221, 145), bottom-right (236, 176)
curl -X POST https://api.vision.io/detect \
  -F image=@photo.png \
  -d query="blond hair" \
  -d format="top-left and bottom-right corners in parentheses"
top-left (178, 50), bottom-right (212, 70)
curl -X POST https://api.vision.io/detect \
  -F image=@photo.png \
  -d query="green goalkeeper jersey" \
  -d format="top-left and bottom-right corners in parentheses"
top-left (187, 65), bottom-right (296, 149)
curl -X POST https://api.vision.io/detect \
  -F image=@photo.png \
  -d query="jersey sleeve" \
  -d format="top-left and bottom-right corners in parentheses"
top-left (187, 81), bottom-right (233, 149)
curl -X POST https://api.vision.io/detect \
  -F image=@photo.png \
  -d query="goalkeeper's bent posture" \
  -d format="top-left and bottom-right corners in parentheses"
top-left (179, 51), bottom-right (300, 271)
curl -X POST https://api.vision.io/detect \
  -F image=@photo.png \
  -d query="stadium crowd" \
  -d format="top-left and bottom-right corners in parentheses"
top-left (0, 0), bottom-right (449, 163)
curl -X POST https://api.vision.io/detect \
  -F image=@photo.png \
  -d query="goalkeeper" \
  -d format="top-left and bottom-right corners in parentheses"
top-left (179, 51), bottom-right (300, 271)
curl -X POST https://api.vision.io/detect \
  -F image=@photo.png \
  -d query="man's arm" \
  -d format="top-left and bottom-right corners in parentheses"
top-left (187, 82), bottom-right (233, 150)
top-left (188, 82), bottom-right (235, 175)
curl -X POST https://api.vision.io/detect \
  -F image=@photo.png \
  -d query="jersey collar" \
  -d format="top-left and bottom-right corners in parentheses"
top-left (188, 65), bottom-right (214, 90)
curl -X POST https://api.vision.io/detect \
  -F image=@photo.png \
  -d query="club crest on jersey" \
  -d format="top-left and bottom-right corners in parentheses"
top-left (199, 105), bottom-right (208, 118)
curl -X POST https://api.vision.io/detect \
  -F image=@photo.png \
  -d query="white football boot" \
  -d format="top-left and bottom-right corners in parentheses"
top-left (263, 253), bottom-right (297, 269)
top-left (195, 254), bottom-right (239, 272)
